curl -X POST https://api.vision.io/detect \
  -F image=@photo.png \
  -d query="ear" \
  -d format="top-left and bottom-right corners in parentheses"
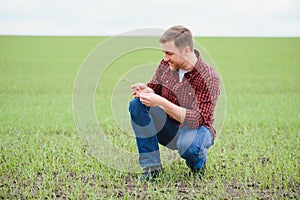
top-left (184, 46), bottom-right (191, 53)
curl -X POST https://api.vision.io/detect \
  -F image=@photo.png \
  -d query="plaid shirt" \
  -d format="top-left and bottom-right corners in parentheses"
top-left (147, 50), bottom-right (220, 139)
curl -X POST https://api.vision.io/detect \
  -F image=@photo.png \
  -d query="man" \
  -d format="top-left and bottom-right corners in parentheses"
top-left (129, 25), bottom-right (220, 181)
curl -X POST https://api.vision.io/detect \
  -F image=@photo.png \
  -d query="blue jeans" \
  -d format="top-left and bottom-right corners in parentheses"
top-left (129, 98), bottom-right (213, 170)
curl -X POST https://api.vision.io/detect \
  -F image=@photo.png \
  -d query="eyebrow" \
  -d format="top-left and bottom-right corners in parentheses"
top-left (162, 50), bottom-right (175, 55)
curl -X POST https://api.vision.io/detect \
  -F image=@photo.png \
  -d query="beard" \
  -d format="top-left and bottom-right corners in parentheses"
top-left (168, 60), bottom-right (184, 71)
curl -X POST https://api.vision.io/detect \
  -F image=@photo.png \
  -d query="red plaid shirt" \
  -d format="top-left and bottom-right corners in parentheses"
top-left (147, 50), bottom-right (220, 139)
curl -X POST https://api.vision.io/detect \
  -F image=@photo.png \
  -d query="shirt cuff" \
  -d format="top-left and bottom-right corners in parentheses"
top-left (183, 109), bottom-right (202, 128)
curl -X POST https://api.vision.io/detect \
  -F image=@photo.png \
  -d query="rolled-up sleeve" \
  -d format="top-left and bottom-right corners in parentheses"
top-left (183, 77), bottom-right (220, 128)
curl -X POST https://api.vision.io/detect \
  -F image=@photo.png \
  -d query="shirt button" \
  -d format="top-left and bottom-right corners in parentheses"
top-left (189, 92), bottom-right (192, 95)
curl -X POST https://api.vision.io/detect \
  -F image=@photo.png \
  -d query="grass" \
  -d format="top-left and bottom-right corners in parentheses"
top-left (0, 35), bottom-right (299, 199)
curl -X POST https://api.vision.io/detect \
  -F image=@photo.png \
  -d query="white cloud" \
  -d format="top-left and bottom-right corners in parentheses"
top-left (0, 0), bottom-right (299, 36)
top-left (231, 0), bottom-right (295, 16)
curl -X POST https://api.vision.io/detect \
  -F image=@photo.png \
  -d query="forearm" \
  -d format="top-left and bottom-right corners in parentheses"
top-left (159, 98), bottom-right (186, 123)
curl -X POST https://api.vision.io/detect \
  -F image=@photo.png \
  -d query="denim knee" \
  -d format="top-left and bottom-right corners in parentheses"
top-left (129, 98), bottom-right (141, 113)
top-left (129, 98), bottom-right (151, 127)
top-left (178, 139), bottom-right (204, 159)
top-left (177, 126), bottom-right (212, 160)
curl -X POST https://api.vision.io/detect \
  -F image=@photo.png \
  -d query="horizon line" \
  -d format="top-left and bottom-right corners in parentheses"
top-left (0, 34), bottom-right (299, 38)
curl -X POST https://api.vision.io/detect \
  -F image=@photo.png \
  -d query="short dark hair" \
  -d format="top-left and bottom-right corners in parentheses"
top-left (159, 25), bottom-right (194, 51)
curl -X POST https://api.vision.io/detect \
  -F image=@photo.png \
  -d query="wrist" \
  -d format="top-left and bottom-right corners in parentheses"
top-left (158, 97), bottom-right (167, 110)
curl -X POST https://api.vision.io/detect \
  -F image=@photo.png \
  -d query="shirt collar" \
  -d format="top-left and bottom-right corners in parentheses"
top-left (187, 49), bottom-right (203, 76)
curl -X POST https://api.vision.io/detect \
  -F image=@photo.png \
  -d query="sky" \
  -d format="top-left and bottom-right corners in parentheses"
top-left (0, 0), bottom-right (300, 37)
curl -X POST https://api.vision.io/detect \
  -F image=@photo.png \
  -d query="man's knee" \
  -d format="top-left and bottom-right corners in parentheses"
top-left (178, 139), bottom-right (203, 159)
top-left (177, 127), bottom-right (211, 159)
top-left (129, 98), bottom-right (152, 127)
top-left (129, 98), bottom-right (143, 115)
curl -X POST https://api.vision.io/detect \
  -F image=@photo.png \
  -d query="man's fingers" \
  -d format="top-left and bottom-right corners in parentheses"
top-left (140, 98), bottom-right (149, 105)
top-left (131, 83), bottom-right (146, 89)
top-left (131, 85), bottom-right (138, 90)
top-left (140, 92), bottom-right (150, 97)
top-left (139, 93), bottom-right (149, 101)
top-left (131, 83), bottom-right (148, 99)
top-left (139, 84), bottom-right (146, 89)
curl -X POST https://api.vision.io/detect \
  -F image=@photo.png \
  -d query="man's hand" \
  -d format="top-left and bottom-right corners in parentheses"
top-left (139, 92), bottom-right (163, 107)
top-left (131, 83), bottom-right (154, 98)
top-left (140, 92), bottom-right (186, 124)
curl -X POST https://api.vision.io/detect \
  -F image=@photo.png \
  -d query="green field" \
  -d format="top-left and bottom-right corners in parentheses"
top-left (0, 36), bottom-right (299, 199)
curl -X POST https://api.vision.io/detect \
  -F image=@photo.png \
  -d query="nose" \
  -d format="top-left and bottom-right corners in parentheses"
top-left (163, 54), bottom-right (170, 62)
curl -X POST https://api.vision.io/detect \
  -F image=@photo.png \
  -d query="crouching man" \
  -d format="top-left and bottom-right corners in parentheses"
top-left (129, 25), bottom-right (220, 181)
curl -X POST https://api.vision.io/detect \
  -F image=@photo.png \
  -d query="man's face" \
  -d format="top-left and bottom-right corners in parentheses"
top-left (161, 41), bottom-right (187, 71)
